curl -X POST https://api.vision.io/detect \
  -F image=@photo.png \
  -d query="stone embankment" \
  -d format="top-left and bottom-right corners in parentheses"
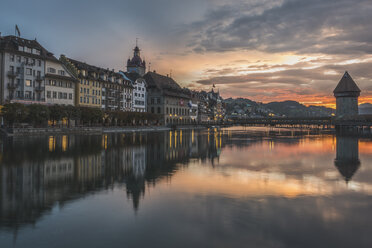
top-left (1, 125), bottom-right (207, 137)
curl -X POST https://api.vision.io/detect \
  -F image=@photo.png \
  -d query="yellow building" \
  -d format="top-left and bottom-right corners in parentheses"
top-left (60, 55), bottom-right (102, 108)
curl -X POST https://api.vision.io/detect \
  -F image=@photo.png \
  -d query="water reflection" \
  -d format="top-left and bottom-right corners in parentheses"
top-left (334, 135), bottom-right (361, 183)
top-left (1, 128), bottom-right (372, 248)
top-left (0, 130), bottom-right (224, 231)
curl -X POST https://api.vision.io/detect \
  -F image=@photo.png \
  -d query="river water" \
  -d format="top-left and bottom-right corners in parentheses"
top-left (0, 127), bottom-right (371, 248)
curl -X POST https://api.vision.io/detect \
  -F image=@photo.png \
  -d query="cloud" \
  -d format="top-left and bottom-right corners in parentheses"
top-left (185, 0), bottom-right (372, 55)
top-left (190, 56), bottom-right (372, 104)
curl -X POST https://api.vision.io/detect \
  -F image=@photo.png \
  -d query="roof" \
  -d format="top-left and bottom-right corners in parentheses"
top-left (144, 71), bottom-right (190, 99)
top-left (124, 72), bottom-right (142, 82)
top-left (0, 35), bottom-right (59, 62)
top-left (334, 71), bottom-right (361, 94)
top-left (65, 57), bottom-right (123, 78)
top-left (63, 57), bottom-right (132, 87)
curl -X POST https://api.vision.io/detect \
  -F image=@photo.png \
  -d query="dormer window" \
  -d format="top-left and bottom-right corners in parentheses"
top-left (18, 46), bottom-right (24, 52)
top-left (48, 67), bottom-right (56, 73)
top-left (32, 49), bottom-right (40, 55)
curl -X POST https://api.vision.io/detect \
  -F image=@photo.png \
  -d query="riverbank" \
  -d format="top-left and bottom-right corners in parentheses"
top-left (1, 125), bottom-right (208, 137)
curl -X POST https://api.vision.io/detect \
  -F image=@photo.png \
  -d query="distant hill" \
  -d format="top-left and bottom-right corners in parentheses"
top-left (359, 103), bottom-right (372, 115)
top-left (264, 101), bottom-right (334, 117)
top-left (224, 98), bottom-right (334, 118)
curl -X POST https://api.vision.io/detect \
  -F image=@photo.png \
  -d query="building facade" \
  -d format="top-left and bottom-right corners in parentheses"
top-left (60, 56), bottom-right (102, 108)
top-left (333, 71), bottom-right (361, 118)
top-left (144, 71), bottom-right (191, 125)
top-left (123, 72), bottom-right (147, 112)
top-left (0, 35), bottom-right (57, 104)
top-left (45, 59), bottom-right (77, 105)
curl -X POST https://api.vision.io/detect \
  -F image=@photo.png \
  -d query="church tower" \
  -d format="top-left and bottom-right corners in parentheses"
top-left (126, 43), bottom-right (146, 76)
top-left (333, 71), bottom-right (361, 118)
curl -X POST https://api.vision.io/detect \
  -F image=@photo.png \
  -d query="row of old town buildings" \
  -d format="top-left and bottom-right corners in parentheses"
top-left (0, 34), bottom-right (225, 125)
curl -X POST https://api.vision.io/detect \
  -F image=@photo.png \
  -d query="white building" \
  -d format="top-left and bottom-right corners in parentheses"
top-left (123, 72), bottom-right (146, 112)
top-left (0, 35), bottom-right (56, 104)
top-left (45, 59), bottom-right (77, 105)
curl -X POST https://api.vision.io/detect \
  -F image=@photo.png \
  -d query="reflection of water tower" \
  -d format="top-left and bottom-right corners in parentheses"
top-left (334, 135), bottom-right (360, 183)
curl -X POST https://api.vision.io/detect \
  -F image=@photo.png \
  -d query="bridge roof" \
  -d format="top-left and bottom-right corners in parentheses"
top-left (334, 71), bottom-right (361, 94)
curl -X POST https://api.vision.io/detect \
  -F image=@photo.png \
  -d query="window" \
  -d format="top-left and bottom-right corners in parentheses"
top-left (157, 98), bottom-right (161, 104)
top-left (38, 60), bottom-right (41, 66)
top-left (25, 80), bottom-right (32, 87)
top-left (80, 97), bottom-right (82, 103)
top-left (48, 67), bottom-right (56, 73)
top-left (10, 54), bottom-right (14, 61)
top-left (158, 107), bottom-right (161, 114)
top-left (87, 89), bottom-right (89, 94)
top-left (47, 91), bottom-right (51, 98)
top-left (9, 65), bottom-right (14, 72)
top-left (58, 81), bottom-right (63, 87)
top-left (63, 93), bottom-right (67, 99)
top-left (92, 89), bottom-right (95, 95)
top-left (84, 97), bottom-right (86, 103)
top-left (69, 93), bottom-right (73, 99)
top-left (151, 98), bottom-right (154, 104)
top-left (26, 68), bottom-right (32, 75)
top-left (17, 56), bottom-right (21, 62)
top-left (52, 80), bottom-right (56, 86)
top-left (87, 97), bottom-right (89, 104)
top-left (53, 92), bottom-right (57, 98)
top-left (98, 99), bottom-right (100, 104)
top-left (25, 91), bottom-right (31, 99)
top-left (166, 107), bottom-right (168, 114)
top-left (33, 49), bottom-right (40, 55)
top-left (84, 88), bottom-right (86, 93)
top-left (58, 70), bottom-right (65, 76)
top-left (80, 87), bottom-right (83, 93)
top-left (18, 46), bottom-right (24, 52)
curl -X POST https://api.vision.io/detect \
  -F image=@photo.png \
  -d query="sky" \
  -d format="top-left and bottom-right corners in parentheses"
top-left (1, 0), bottom-right (372, 107)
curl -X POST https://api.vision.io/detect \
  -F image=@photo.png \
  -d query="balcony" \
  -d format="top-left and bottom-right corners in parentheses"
top-left (7, 83), bottom-right (18, 90)
top-left (7, 71), bottom-right (19, 78)
top-left (35, 75), bottom-right (44, 82)
top-left (35, 86), bottom-right (45, 92)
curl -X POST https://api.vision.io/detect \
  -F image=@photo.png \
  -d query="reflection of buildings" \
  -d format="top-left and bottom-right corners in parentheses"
top-left (334, 135), bottom-right (361, 183)
top-left (0, 130), bottom-right (224, 231)
top-left (44, 158), bottom-right (74, 184)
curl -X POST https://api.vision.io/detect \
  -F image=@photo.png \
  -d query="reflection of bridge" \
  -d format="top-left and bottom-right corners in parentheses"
top-left (223, 116), bottom-right (372, 130)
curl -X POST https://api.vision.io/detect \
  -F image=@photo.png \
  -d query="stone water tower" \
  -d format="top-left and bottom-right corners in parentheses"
top-left (333, 71), bottom-right (361, 118)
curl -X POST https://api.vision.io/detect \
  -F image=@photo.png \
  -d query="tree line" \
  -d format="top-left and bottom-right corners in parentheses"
top-left (1, 103), bottom-right (161, 128)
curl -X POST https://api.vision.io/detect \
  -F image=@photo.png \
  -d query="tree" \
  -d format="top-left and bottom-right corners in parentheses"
top-left (49, 105), bottom-right (66, 126)
top-left (2, 103), bottom-right (28, 127)
top-left (65, 105), bottom-right (80, 127)
top-left (26, 104), bottom-right (50, 127)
